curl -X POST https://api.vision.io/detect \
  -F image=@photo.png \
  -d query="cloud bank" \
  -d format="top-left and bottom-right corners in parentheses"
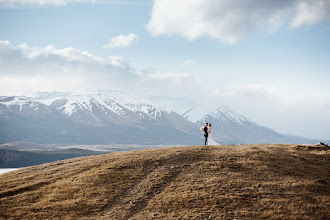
top-left (0, 41), bottom-right (197, 97)
top-left (104, 33), bottom-right (139, 49)
top-left (0, 40), bottom-right (129, 74)
top-left (146, 0), bottom-right (330, 43)
top-left (0, 40), bottom-right (134, 93)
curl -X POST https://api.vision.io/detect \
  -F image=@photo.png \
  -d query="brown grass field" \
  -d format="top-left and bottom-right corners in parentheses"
top-left (0, 144), bottom-right (329, 219)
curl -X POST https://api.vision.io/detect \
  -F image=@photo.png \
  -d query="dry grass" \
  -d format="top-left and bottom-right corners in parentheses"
top-left (0, 144), bottom-right (329, 219)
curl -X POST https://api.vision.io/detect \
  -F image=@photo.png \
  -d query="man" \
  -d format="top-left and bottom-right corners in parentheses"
top-left (204, 122), bottom-right (209, 145)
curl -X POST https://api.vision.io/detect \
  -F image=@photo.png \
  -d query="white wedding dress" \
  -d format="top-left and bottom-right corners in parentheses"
top-left (208, 126), bottom-right (219, 145)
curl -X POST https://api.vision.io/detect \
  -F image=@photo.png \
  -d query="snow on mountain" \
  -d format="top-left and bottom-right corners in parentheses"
top-left (205, 106), bottom-right (250, 125)
top-left (14, 90), bottom-right (172, 125)
top-left (0, 94), bottom-right (324, 145)
top-left (0, 96), bottom-right (52, 118)
top-left (0, 91), bottom-right (201, 145)
top-left (92, 90), bottom-right (171, 119)
top-left (197, 106), bottom-right (289, 144)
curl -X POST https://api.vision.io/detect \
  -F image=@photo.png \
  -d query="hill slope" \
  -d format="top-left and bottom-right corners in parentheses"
top-left (0, 144), bottom-right (329, 219)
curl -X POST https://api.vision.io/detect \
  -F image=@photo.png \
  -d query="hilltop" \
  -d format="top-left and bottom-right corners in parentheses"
top-left (0, 144), bottom-right (329, 219)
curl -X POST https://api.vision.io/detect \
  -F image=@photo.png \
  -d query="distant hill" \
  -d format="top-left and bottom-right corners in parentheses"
top-left (0, 144), bottom-right (329, 219)
top-left (0, 148), bottom-right (104, 168)
top-left (0, 142), bottom-right (48, 151)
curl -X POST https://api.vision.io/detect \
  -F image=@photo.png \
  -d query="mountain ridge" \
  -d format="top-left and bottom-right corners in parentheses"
top-left (197, 106), bottom-right (324, 145)
top-left (0, 91), bottom-right (201, 145)
top-left (0, 91), bottom-right (327, 145)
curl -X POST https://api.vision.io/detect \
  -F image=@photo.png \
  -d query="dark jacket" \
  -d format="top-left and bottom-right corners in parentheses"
top-left (204, 126), bottom-right (208, 136)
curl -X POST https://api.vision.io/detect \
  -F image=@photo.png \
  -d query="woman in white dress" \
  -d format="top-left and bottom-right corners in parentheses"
top-left (208, 123), bottom-right (219, 145)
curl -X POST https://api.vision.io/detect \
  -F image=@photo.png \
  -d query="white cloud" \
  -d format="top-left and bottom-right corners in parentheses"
top-left (146, 0), bottom-right (330, 43)
top-left (0, 41), bottom-right (134, 94)
top-left (108, 56), bottom-right (127, 68)
top-left (104, 33), bottom-right (139, 49)
top-left (290, 0), bottom-right (330, 29)
top-left (0, 41), bottom-right (127, 68)
top-left (0, 41), bottom-right (199, 99)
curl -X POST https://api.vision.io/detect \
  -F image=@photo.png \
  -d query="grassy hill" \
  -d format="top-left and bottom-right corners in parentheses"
top-left (0, 144), bottom-right (329, 219)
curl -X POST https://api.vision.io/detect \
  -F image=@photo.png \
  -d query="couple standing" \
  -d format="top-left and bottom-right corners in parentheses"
top-left (201, 122), bottom-right (218, 145)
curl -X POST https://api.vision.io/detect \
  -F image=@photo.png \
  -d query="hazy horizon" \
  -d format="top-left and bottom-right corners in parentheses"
top-left (1, 0), bottom-right (330, 140)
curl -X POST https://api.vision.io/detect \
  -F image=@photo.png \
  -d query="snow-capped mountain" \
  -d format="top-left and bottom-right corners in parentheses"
top-left (0, 91), bottom-right (200, 145)
top-left (202, 106), bottom-right (252, 126)
top-left (0, 96), bottom-right (52, 119)
top-left (33, 91), bottom-right (172, 125)
top-left (196, 106), bottom-right (320, 144)
top-left (1, 92), bottom-right (323, 145)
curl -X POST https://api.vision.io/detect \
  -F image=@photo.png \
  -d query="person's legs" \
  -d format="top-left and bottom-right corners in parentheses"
top-left (204, 134), bottom-right (208, 145)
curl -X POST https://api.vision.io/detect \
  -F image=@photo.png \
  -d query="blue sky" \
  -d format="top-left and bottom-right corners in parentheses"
top-left (0, 0), bottom-right (330, 139)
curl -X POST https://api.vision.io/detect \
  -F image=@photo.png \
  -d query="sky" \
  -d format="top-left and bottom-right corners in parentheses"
top-left (0, 0), bottom-right (330, 140)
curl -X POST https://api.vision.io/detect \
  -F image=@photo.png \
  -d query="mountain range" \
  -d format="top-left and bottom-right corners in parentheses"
top-left (0, 91), bottom-right (325, 145)
top-left (197, 106), bottom-right (321, 144)
top-left (0, 91), bottom-right (200, 145)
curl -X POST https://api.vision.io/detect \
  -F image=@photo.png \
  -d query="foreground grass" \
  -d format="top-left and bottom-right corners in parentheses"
top-left (0, 144), bottom-right (329, 219)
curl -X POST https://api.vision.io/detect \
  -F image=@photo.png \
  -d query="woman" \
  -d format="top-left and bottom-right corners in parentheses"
top-left (207, 123), bottom-right (219, 145)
